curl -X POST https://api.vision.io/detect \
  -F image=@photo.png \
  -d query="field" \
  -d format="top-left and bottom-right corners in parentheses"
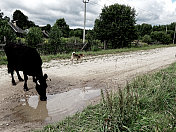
top-left (0, 46), bottom-right (176, 131)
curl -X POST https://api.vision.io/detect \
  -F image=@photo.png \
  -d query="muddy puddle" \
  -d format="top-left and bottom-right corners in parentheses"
top-left (12, 87), bottom-right (101, 123)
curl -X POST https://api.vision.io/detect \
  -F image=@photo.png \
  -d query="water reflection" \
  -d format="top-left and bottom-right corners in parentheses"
top-left (13, 87), bottom-right (101, 123)
top-left (14, 96), bottom-right (49, 122)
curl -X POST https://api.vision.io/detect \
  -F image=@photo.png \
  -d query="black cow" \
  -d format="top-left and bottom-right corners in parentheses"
top-left (4, 43), bottom-right (48, 101)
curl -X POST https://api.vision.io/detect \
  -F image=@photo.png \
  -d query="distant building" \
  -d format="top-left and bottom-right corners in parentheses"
top-left (8, 21), bottom-right (25, 36)
top-left (42, 30), bottom-right (49, 38)
top-left (8, 21), bottom-right (49, 38)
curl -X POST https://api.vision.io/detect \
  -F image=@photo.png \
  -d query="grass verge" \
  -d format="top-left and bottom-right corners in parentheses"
top-left (38, 63), bottom-right (176, 132)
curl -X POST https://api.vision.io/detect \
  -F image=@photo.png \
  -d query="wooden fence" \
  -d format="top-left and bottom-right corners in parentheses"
top-left (0, 43), bottom-right (88, 55)
top-left (37, 43), bottom-right (85, 54)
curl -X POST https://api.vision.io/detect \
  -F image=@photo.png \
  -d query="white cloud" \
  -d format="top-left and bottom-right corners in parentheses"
top-left (99, 0), bottom-right (176, 25)
top-left (0, 0), bottom-right (176, 29)
top-left (128, 0), bottom-right (176, 25)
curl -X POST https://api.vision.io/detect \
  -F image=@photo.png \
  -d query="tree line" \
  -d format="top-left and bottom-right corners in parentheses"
top-left (136, 23), bottom-right (176, 44)
top-left (0, 4), bottom-right (176, 54)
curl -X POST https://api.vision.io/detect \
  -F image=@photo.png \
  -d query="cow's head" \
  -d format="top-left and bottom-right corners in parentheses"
top-left (35, 74), bottom-right (48, 101)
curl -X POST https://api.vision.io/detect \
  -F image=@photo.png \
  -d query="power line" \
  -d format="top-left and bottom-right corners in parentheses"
top-left (89, 1), bottom-right (103, 8)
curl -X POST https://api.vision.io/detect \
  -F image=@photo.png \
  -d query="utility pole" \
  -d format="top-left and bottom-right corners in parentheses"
top-left (83, 0), bottom-right (89, 44)
top-left (173, 25), bottom-right (176, 44)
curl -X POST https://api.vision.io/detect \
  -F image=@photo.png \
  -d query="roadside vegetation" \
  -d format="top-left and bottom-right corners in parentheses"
top-left (0, 53), bottom-right (7, 65)
top-left (38, 63), bottom-right (176, 132)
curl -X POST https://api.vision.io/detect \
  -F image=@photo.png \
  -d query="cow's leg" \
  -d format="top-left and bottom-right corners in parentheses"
top-left (11, 71), bottom-right (16, 85)
top-left (16, 71), bottom-right (24, 81)
top-left (23, 74), bottom-right (29, 91)
top-left (33, 76), bottom-right (36, 82)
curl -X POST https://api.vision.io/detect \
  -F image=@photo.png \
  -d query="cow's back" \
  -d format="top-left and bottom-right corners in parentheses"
top-left (4, 43), bottom-right (42, 75)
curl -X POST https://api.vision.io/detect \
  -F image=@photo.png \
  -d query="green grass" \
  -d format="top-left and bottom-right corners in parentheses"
top-left (38, 63), bottom-right (176, 132)
top-left (0, 44), bottom-right (175, 65)
top-left (0, 55), bottom-right (7, 65)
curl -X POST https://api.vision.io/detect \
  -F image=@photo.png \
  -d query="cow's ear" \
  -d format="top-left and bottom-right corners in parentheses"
top-left (44, 74), bottom-right (48, 80)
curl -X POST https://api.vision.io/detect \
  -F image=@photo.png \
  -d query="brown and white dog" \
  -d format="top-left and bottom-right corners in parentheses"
top-left (71, 52), bottom-right (84, 62)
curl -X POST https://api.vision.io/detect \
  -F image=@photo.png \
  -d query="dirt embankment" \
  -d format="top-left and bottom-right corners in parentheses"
top-left (0, 47), bottom-right (176, 132)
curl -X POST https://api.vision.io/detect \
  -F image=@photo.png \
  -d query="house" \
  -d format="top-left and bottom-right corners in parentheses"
top-left (42, 30), bottom-right (49, 38)
top-left (8, 21), bottom-right (49, 38)
top-left (8, 21), bottom-right (25, 36)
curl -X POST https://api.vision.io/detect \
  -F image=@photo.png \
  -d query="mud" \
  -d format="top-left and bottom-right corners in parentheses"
top-left (0, 47), bottom-right (176, 132)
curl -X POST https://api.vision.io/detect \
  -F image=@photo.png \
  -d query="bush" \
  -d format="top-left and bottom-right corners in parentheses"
top-left (48, 24), bottom-right (62, 54)
top-left (142, 35), bottom-right (152, 44)
top-left (25, 27), bottom-right (43, 48)
top-left (90, 40), bottom-right (103, 51)
top-left (0, 19), bottom-right (16, 42)
top-left (61, 37), bottom-right (82, 44)
top-left (16, 37), bottom-right (25, 44)
top-left (150, 31), bottom-right (172, 44)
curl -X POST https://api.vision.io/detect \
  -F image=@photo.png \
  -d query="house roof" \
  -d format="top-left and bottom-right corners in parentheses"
top-left (8, 22), bottom-right (49, 38)
top-left (8, 22), bottom-right (25, 34)
top-left (42, 30), bottom-right (49, 38)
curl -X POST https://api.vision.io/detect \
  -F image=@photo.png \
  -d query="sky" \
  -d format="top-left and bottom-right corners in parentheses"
top-left (0, 0), bottom-right (176, 29)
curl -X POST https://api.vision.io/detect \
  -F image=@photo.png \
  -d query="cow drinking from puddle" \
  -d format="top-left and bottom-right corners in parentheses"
top-left (4, 43), bottom-right (48, 101)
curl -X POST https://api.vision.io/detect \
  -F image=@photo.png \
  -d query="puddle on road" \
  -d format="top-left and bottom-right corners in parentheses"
top-left (13, 87), bottom-right (101, 123)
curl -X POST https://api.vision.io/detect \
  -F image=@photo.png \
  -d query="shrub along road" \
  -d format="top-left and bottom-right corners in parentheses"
top-left (0, 46), bottom-right (176, 131)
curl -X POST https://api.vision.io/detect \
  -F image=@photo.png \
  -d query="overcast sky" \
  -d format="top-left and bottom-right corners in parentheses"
top-left (0, 0), bottom-right (176, 29)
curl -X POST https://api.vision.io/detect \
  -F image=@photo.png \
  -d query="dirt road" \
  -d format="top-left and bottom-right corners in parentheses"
top-left (0, 47), bottom-right (176, 132)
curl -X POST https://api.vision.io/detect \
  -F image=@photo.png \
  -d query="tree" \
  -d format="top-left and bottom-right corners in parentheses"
top-left (86, 30), bottom-right (102, 51)
top-left (0, 10), bottom-right (3, 19)
top-left (94, 4), bottom-right (137, 49)
top-left (137, 23), bottom-right (152, 37)
top-left (48, 24), bottom-right (62, 54)
top-left (55, 18), bottom-right (69, 38)
top-left (167, 30), bottom-right (174, 41)
top-left (41, 24), bottom-right (51, 33)
top-left (12, 10), bottom-right (35, 29)
top-left (94, 18), bottom-right (107, 45)
top-left (13, 10), bottom-right (28, 29)
top-left (0, 10), bottom-right (10, 21)
top-left (135, 24), bottom-right (142, 39)
top-left (25, 27), bottom-right (43, 48)
top-left (167, 22), bottom-right (176, 31)
top-left (150, 31), bottom-right (172, 44)
top-left (27, 20), bottom-right (35, 28)
top-left (74, 29), bottom-right (83, 39)
top-left (69, 28), bottom-right (83, 39)
top-left (0, 19), bottom-right (16, 43)
top-left (0, 10), bottom-right (15, 43)
top-left (152, 25), bottom-right (163, 32)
